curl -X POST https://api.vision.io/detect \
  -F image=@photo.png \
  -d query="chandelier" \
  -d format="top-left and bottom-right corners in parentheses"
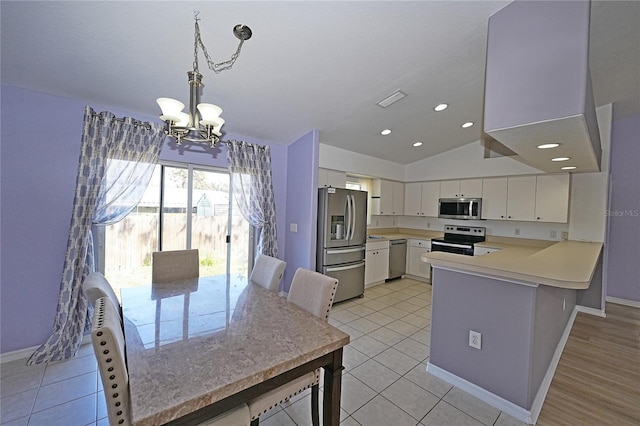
top-left (156, 12), bottom-right (252, 147)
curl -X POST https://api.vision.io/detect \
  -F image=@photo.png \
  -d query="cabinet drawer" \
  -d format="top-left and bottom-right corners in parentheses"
top-left (409, 239), bottom-right (431, 249)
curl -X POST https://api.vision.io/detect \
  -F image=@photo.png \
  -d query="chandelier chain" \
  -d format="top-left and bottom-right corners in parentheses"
top-left (193, 18), bottom-right (246, 75)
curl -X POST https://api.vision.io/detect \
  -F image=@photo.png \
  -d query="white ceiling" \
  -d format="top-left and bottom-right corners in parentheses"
top-left (2, 1), bottom-right (639, 165)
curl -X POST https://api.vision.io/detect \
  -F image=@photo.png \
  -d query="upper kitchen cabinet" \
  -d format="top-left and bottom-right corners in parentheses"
top-left (482, 177), bottom-right (508, 220)
top-left (373, 179), bottom-right (404, 215)
top-left (483, 0), bottom-right (601, 173)
top-left (404, 181), bottom-right (440, 217)
top-left (505, 176), bottom-right (536, 221)
top-left (318, 168), bottom-right (346, 189)
top-left (483, 174), bottom-right (570, 223)
top-left (440, 179), bottom-right (482, 198)
top-left (535, 174), bottom-right (570, 223)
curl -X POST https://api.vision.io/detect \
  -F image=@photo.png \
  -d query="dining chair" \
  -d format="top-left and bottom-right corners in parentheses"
top-left (91, 296), bottom-right (251, 426)
top-left (82, 272), bottom-right (120, 312)
top-left (152, 249), bottom-right (200, 283)
top-left (248, 268), bottom-right (339, 426)
top-left (249, 254), bottom-right (287, 292)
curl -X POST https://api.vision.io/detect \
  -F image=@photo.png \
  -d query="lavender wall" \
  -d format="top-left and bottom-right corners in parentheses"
top-left (606, 114), bottom-right (640, 302)
top-left (429, 268), bottom-right (575, 409)
top-left (0, 84), bottom-right (291, 354)
top-left (282, 130), bottom-right (319, 292)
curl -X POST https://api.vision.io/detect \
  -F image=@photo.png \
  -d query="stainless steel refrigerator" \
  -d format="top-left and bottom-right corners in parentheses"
top-left (316, 187), bottom-right (367, 303)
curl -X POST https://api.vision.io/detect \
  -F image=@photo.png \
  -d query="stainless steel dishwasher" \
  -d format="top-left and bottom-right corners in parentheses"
top-left (388, 239), bottom-right (407, 280)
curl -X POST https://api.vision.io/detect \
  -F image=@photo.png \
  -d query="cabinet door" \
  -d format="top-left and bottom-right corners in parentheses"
top-left (364, 249), bottom-right (376, 285)
top-left (392, 181), bottom-right (404, 215)
top-left (376, 248), bottom-right (390, 282)
top-left (408, 246), bottom-right (431, 279)
top-left (460, 179), bottom-right (483, 198)
top-left (404, 182), bottom-right (423, 216)
top-left (506, 176), bottom-right (536, 221)
top-left (535, 174), bottom-right (570, 222)
top-left (421, 181), bottom-right (441, 217)
top-left (482, 177), bottom-right (508, 220)
top-left (326, 169), bottom-right (346, 189)
top-left (378, 180), bottom-right (394, 215)
top-left (440, 180), bottom-right (461, 198)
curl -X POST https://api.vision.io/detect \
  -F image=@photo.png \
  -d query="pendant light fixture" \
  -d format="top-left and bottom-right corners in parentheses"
top-left (157, 11), bottom-right (252, 147)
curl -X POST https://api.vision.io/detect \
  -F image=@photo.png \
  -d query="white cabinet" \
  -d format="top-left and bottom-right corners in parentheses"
top-left (318, 168), bottom-right (346, 189)
top-left (373, 179), bottom-right (404, 215)
top-left (407, 239), bottom-right (431, 281)
top-left (506, 176), bottom-right (537, 221)
top-left (482, 177), bottom-right (508, 220)
top-left (473, 245), bottom-right (502, 256)
top-left (534, 174), bottom-right (570, 223)
top-left (440, 179), bottom-right (482, 198)
top-left (404, 181), bottom-right (440, 217)
top-left (365, 241), bottom-right (389, 286)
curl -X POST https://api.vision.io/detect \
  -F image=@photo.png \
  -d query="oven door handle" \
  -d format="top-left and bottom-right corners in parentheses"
top-left (432, 241), bottom-right (471, 249)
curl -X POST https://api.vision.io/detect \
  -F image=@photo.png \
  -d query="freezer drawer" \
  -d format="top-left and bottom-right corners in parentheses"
top-left (320, 246), bottom-right (366, 267)
top-left (321, 261), bottom-right (365, 303)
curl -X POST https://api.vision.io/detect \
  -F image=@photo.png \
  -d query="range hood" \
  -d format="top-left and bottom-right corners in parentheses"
top-left (483, 0), bottom-right (601, 173)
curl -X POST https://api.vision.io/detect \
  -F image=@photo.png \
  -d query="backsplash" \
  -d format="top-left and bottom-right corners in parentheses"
top-left (369, 215), bottom-right (569, 242)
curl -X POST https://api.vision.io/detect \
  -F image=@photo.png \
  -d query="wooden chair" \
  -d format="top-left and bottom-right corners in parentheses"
top-left (249, 254), bottom-right (287, 293)
top-left (248, 268), bottom-right (339, 426)
top-left (152, 249), bottom-right (199, 283)
top-left (91, 296), bottom-right (251, 426)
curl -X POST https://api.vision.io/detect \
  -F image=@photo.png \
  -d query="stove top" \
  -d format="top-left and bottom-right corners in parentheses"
top-left (434, 225), bottom-right (486, 245)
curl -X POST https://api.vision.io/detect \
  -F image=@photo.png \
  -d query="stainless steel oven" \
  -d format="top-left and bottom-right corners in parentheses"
top-left (430, 225), bottom-right (486, 257)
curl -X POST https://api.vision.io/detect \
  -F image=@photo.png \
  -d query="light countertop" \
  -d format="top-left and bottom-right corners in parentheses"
top-left (422, 240), bottom-right (602, 289)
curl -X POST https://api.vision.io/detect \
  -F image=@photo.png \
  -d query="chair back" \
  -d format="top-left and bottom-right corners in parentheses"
top-left (287, 268), bottom-right (339, 321)
top-left (83, 272), bottom-right (120, 310)
top-left (152, 249), bottom-right (199, 283)
top-left (92, 297), bottom-right (130, 426)
top-left (250, 254), bottom-right (287, 292)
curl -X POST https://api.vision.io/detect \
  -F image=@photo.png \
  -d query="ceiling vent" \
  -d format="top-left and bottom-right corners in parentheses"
top-left (376, 90), bottom-right (407, 108)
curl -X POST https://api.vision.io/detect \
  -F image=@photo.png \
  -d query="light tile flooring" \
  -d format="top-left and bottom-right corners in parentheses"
top-left (0, 278), bottom-right (526, 426)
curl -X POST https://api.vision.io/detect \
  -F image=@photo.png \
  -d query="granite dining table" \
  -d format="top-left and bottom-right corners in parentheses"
top-left (121, 275), bottom-right (350, 425)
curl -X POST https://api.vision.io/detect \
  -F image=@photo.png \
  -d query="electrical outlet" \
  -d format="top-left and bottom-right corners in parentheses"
top-left (376, 220), bottom-right (379, 227)
top-left (550, 230), bottom-right (557, 238)
top-left (427, 222), bottom-right (431, 228)
top-left (289, 223), bottom-right (298, 232)
top-left (514, 228), bottom-right (520, 236)
top-left (562, 231), bottom-right (568, 240)
top-left (469, 330), bottom-right (482, 350)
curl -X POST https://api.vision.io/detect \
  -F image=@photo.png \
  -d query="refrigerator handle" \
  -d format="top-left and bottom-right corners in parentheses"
top-left (325, 261), bottom-right (366, 272)
top-left (350, 194), bottom-right (356, 240)
top-left (345, 194), bottom-right (352, 240)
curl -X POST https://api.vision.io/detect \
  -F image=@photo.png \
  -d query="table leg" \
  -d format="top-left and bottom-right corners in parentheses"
top-left (323, 348), bottom-right (344, 426)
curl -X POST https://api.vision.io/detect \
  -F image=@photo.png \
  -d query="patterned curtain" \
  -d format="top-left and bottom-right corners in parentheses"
top-left (27, 106), bottom-right (165, 364)
top-left (226, 140), bottom-right (278, 257)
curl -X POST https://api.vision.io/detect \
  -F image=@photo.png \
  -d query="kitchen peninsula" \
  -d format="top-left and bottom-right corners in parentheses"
top-left (423, 240), bottom-right (603, 424)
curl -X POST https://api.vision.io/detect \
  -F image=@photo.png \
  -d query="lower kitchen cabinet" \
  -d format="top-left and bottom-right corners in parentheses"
top-left (406, 239), bottom-right (431, 282)
top-left (365, 241), bottom-right (389, 286)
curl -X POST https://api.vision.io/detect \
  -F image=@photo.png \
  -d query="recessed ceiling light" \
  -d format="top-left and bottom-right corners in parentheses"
top-left (434, 103), bottom-right (448, 112)
top-left (380, 129), bottom-right (392, 135)
top-left (413, 141), bottom-right (423, 147)
top-left (561, 166), bottom-right (576, 170)
top-left (376, 90), bottom-right (407, 108)
top-left (551, 157), bottom-right (571, 162)
top-left (537, 143), bottom-right (560, 149)
top-left (461, 122), bottom-right (474, 128)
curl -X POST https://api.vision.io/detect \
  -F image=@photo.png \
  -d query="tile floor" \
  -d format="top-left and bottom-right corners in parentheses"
top-left (0, 278), bottom-right (527, 426)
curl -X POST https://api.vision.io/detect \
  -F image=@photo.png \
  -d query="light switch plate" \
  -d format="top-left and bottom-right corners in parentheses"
top-left (290, 223), bottom-right (298, 232)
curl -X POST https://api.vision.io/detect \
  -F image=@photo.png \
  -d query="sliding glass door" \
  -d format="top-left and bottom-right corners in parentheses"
top-left (101, 163), bottom-right (250, 293)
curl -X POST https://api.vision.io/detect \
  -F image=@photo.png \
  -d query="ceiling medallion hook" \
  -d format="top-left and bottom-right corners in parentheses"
top-left (156, 13), bottom-right (252, 148)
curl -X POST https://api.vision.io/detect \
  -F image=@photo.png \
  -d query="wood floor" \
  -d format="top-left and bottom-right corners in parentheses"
top-left (537, 302), bottom-right (640, 426)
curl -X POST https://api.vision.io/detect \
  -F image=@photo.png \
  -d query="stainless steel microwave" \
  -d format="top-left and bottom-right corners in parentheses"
top-left (438, 198), bottom-right (482, 220)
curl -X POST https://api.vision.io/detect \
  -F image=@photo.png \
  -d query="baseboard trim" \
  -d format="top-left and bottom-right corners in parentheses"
top-left (426, 363), bottom-right (532, 423)
top-left (0, 345), bottom-right (39, 364)
top-left (606, 296), bottom-right (640, 309)
top-left (576, 304), bottom-right (606, 317)
top-left (426, 306), bottom-right (578, 425)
